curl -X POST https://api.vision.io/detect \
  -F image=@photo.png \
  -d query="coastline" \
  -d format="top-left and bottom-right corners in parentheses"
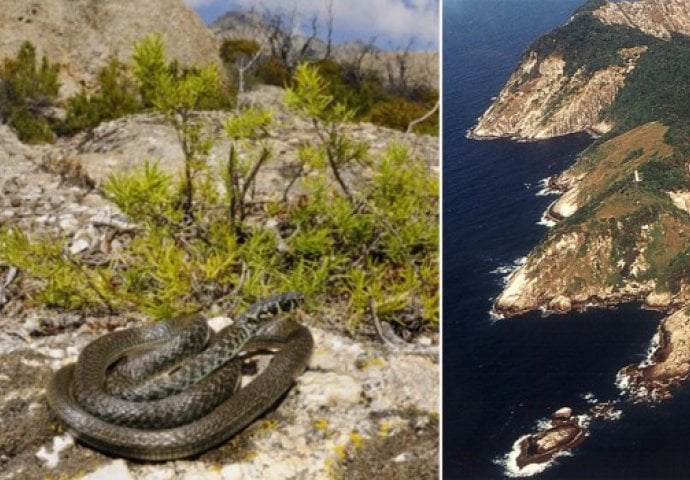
top-left (473, 112), bottom-right (690, 404)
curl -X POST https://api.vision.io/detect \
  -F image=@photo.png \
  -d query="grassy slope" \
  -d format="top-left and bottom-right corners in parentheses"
top-left (517, 11), bottom-right (690, 303)
top-left (532, 123), bottom-right (690, 299)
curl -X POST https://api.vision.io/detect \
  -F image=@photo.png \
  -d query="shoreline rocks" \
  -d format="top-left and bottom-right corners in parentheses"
top-left (617, 309), bottom-right (690, 403)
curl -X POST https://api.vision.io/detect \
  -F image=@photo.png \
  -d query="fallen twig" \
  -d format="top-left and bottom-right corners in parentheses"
top-left (0, 266), bottom-right (19, 308)
top-left (370, 297), bottom-right (438, 355)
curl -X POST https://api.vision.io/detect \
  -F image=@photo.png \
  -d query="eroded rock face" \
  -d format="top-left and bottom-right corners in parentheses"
top-left (595, 0), bottom-right (690, 40)
top-left (0, 0), bottom-right (221, 98)
top-left (469, 46), bottom-right (645, 140)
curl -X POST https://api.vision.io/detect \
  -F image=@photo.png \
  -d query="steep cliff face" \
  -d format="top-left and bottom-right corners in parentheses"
top-left (0, 0), bottom-right (221, 97)
top-left (595, 0), bottom-right (690, 40)
top-left (470, 46), bottom-right (645, 140)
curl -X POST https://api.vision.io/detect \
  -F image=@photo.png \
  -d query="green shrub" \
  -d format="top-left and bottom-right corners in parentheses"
top-left (256, 56), bottom-right (291, 86)
top-left (1, 56), bottom-right (439, 333)
top-left (132, 33), bottom-right (169, 108)
top-left (368, 96), bottom-right (438, 135)
top-left (220, 38), bottom-right (261, 64)
top-left (0, 41), bottom-right (60, 143)
top-left (57, 58), bottom-right (142, 135)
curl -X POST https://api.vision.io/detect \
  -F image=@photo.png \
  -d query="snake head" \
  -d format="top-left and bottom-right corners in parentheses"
top-left (277, 292), bottom-right (305, 311)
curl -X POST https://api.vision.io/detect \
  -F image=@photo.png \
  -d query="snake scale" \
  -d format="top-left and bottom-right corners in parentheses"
top-left (46, 293), bottom-right (314, 461)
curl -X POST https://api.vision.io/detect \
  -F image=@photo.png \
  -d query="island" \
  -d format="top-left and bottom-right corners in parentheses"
top-left (471, 0), bottom-right (690, 471)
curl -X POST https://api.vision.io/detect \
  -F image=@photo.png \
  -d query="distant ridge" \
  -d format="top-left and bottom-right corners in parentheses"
top-left (210, 9), bottom-right (438, 88)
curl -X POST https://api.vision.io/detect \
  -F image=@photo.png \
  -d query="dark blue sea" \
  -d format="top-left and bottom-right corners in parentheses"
top-left (443, 1), bottom-right (690, 478)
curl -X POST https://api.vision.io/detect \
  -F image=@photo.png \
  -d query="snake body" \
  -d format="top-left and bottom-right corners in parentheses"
top-left (46, 293), bottom-right (314, 461)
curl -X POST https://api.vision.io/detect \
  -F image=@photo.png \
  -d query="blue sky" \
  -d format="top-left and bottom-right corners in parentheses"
top-left (186, 0), bottom-right (439, 50)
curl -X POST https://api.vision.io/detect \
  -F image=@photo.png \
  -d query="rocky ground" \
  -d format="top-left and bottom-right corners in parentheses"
top-left (0, 313), bottom-right (438, 480)
top-left (0, 88), bottom-right (439, 479)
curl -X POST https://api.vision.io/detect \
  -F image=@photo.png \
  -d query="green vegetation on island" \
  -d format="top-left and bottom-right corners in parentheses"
top-left (497, 5), bottom-right (690, 308)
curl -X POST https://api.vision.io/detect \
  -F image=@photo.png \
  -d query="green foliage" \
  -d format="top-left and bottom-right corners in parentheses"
top-left (603, 35), bottom-right (690, 141)
top-left (154, 64), bottom-right (231, 114)
top-left (315, 59), bottom-right (382, 116)
top-left (0, 228), bottom-right (111, 310)
top-left (0, 41), bottom-right (60, 143)
top-left (660, 248), bottom-right (690, 293)
top-left (132, 34), bottom-right (169, 108)
top-left (286, 63), bottom-right (352, 123)
top-left (285, 63), bottom-right (367, 203)
top-left (57, 58), bottom-right (142, 135)
top-left (4, 58), bottom-right (438, 332)
top-left (223, 107), bottom-right (274, 226)
top-left (530, 13), bottom-right (652, 77)
top-left (104, 161), bottom-right (178, 223)
top-left (256, 56), bottom-right (291, 86)
top-left (637, 157), bottom-right (690, 192)
top-left (224, 107), bottom-right (272, 139)
top-left (132, 34), bottom-right (235, 217)
top-left (220, 38), bottom-right (261, 64)
top-left (312, 58), bottom-right (438, 135)
top-left (368, 96), bottom-right (438, 135)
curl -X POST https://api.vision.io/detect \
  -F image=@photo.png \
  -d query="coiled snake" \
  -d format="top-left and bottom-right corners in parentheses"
top-left (46, 293), bottom-right (314, 461)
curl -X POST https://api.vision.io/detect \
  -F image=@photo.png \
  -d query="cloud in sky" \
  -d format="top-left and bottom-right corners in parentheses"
top-left (185, 0), bottom-right (439, 49)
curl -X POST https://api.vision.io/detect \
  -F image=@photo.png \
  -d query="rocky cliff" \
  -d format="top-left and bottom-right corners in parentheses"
top-left (595, 0), bottom-right (690, 40)
top-left (0, 0), bottom-right (221, 98)
top-left (471, 0), bottom-right (690, 141)
top-left (482, 3), bottom-right (690, 468)
top-left (470, 50), bottom-right (636, 139)
top-left (494, 121), bottom-right (690, 316)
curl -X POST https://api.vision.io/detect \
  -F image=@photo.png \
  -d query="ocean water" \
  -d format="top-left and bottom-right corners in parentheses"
top-left (442, 1), bottom-right (690, 478)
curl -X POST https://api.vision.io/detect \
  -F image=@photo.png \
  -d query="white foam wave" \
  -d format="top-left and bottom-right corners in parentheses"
top-left (490, 256), bottom-right (528, 285)
top-left (615, 369), bottom-right (631, 393)
top-left (535, 177), bottom-right (560, 197)
top-left (535, 417), bottom-right (552, 430)
top-left (604, 408), bottom-right (623, 422)
top-left (490, 265), bottom-right (516, 276)
top-left (580, 392), bottom-right (598, 404)
top-left (537, 213), bottom-right (556, 228)
top-left (638, 331), bottom-right (661, 369)
top-left (489, 308), bottom-right (505, 322)
top-left (495, 434), bottom-right (572, 478)
top-left (576, 414), bottom-right (592, 429)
